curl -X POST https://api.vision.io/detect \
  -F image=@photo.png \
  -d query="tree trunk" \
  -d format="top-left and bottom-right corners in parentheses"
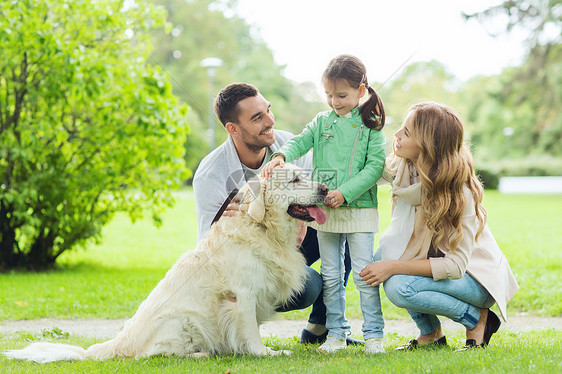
top-left (27, 228), bottom-right (57, 270)
top-left (0, 202), bottom-right (56, 270)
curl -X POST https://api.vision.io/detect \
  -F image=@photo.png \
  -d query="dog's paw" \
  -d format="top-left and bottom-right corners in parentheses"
top-left (265, 347), bottom-right (292, 356)
top-left (188, 352), bottom-right (210, 359)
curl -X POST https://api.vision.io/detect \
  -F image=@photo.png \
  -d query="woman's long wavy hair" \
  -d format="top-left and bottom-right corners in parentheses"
top-left (403, 102), bottom-right (487, 251)
top-left (322, 54), bottom-right (385, 130)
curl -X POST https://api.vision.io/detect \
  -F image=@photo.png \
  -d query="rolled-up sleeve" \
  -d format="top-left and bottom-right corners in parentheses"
top-left (429, 188), bottom-right (478, 280)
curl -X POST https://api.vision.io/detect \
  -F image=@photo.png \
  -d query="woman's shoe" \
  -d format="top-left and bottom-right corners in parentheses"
top-left (458, 309), bottom-right (501, 351)
top-left (395, 335), bottom-right (447, 351)
top-left (482, 309), bottom-right (501, 346)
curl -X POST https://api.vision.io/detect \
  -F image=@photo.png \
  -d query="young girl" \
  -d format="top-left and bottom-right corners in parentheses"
top-left (360, 102), bottom-right (519, 350)
top-left (262, 54), bottom-right (387, 354)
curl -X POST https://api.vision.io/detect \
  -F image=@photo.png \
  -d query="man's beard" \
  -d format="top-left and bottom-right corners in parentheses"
top-left (244, 130), bottom-right (274, 153)
top-left (246, 140), bottom-right (270, 153)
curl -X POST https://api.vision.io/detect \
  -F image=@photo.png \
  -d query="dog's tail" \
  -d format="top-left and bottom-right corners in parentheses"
top-left (3, 342), bottom-right (87, 363)
top-left (4, 338), bottom-right (126, 362)
top-left (4, 332), bottom-right (142, 362)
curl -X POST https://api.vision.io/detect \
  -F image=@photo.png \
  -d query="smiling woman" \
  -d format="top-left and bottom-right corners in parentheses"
top-left (393, 114), bottom-right (420, 163)
top-left (360, 102), bottom-right (519, 351)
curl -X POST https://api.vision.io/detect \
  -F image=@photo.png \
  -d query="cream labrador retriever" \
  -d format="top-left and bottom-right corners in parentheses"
top-left (5, 164), bottom-right (327, 362)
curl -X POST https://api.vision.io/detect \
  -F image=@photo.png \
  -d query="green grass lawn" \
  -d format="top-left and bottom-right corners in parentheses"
top-left (1, 330), bottom-right (561, 373)
top-left (1, 187), bottom-right (561, 372)
top-left (1, 187), bottom-right (560, 320)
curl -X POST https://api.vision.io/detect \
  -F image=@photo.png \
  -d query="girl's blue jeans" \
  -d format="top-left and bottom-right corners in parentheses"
top-left (318, 231), bottom-right (384, 340)
top-left (383, 270), bottom-right (495, 334)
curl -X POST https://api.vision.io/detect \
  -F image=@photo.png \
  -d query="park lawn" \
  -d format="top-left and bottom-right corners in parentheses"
top-left (1, 329), bottom-right (561, 373)
top-left (0, 187), bottom-right (560, 321)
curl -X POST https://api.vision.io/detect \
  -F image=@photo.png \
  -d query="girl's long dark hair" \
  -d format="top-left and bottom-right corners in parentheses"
top-left (322, 54), bottom-right (385, 130)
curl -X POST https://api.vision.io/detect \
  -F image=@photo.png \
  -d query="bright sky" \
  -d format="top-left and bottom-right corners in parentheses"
top-left (235, 0), bottom-right (527, 91)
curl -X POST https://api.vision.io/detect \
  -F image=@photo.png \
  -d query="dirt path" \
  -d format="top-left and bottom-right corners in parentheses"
top-left (1, 315), bottom-right (560, 340)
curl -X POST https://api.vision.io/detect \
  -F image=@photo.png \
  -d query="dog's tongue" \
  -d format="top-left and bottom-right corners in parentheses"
top-left (306, 206), bottom-right (327, 225)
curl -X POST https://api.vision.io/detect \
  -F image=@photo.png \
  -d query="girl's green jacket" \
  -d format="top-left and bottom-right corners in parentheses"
top-left (275, 108), bottom-right (386, 208)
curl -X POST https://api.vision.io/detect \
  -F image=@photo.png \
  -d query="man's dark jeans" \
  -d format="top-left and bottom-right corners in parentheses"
top-left (276, 228), bottom-right (352, 326)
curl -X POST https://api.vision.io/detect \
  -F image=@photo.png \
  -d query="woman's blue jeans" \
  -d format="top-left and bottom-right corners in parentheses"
top-left (383, 272), bottom-right (495, 334)
top-left (318, 231), bottom-right (384, 340)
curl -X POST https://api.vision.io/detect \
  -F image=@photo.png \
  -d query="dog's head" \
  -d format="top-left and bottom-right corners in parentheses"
top-left (238, 164), bottom-right (327, 225)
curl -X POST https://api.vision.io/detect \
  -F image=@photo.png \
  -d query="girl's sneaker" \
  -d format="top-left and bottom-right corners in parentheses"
top-left (366, 338), bottom-right (385, 354)
top-left (317, 336), bottom-right (346, 353)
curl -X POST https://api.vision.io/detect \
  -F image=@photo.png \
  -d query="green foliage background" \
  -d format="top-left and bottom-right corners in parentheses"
top-left (1, 188), bottom-right (560, 320)
top-left (0, 0), bottom-right (190, 269)
top-left (149, 0), bottom-right (327, 172)
top-left (151, 0), bottom-right (561, 176)
top-left (0, 0), bottom-right (560, 269)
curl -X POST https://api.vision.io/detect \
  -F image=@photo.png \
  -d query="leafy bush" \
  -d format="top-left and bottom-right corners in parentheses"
top-left (476, 155), bottom-right (562, 189)
top-left (477, 169), bottom-right (500, 189)
top-left (0, 0), bottom-right (190, 270)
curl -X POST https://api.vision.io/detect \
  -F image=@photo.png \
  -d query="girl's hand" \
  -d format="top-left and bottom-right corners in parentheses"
top-left (260, 155), bottom-right (285, 179)
top-left (359, 261), bottom-right (396, 287)
top-left (325, 189), bottom-right (344, 209)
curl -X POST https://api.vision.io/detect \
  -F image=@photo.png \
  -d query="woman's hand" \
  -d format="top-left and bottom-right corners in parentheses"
top-left (260, 155), bottom-right (285, 179)
top-left (361, 259), bottom-right (433, 286)
top-left (325, 189), bottom-right (345, 209)
top-left (359, 261), bottom-right (397, 287)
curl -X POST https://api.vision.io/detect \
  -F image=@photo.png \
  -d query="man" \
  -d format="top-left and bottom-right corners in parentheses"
top-left (193, 82), bottom-right (360, 345)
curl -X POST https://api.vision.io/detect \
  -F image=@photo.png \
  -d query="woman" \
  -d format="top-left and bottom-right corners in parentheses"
top-left (359, 102), bottom-right (519, 350)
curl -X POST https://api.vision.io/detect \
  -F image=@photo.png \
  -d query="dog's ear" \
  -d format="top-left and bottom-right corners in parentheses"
top-left (247, 180), bottom-right (266, 222)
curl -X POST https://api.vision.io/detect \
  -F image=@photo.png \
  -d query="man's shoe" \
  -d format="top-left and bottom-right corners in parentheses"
top-left (301, 328), bottom-right (365, 345)
top-left (346, 336), bottom-right (365, 345)
top-left (317, 336), bottom-right (346, 353)
top-left (300, 328), bottom-right (328, 344)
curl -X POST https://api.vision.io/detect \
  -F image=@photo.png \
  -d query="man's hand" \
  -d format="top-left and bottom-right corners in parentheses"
top-left (324, 189), bottom-right (345, 209)
top-left (261, 155), bottom-right (285, 179)
top-left (222, 196), bottom-right (241, 217)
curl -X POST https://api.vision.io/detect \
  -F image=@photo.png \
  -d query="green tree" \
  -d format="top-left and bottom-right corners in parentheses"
top-left (379, 60), bottom-right (462, 149)
top-left (463, 0), bottom-right (561, 48)
top-left (464, 0), bottom-right (562, 158)
top-left (150, 0), bottom-right (325, 172)
top-left (0, 0), bottom-right (190, 270)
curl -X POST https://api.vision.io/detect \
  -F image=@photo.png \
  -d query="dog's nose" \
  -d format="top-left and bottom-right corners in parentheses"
top-left (319, 184), bottom-right (329, 196)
